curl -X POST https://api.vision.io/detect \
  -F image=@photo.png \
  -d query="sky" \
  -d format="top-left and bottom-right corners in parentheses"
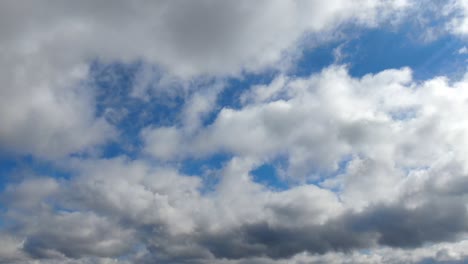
top-left (1, 1), bottom-right (468, 263)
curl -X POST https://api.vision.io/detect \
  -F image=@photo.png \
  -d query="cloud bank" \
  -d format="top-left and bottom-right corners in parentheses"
top-left (1, 1), bottom-right (468, 264)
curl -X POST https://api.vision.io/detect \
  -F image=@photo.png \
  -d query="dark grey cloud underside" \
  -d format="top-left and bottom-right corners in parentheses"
top-left (209, 202), bottom-right (465, 259)
top-left (117, 199), bottom-right (468, 262)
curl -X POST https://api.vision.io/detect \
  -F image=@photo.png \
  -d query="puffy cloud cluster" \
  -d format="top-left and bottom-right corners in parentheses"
top-left (1, 1), bottom-right (468, 264)
top-left (2, 66), bottom-right (468, 263)
top-left (0, 0), bottom-right (412, 159)
top-left (2, 154), bottom-right (468, 263)
top-left (144, 67), bottom-right (468, 195)
top-left (139, 66), bottom-right (468, 261)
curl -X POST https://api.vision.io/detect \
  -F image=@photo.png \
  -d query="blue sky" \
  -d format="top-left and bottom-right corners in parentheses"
top-left (1, 1), bottom-right (468, 263)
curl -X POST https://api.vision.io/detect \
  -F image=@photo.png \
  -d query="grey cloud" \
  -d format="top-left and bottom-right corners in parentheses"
top-left (349, 200), bottom-right (468, 248)
top-left (194, 200), bottom-right (468, 260)
top-left (198, 221), bottom-right (369, 260)
top-left (0, 0), bottom-right (407, 77)
top-left (133, 201), bottom-right (468, 262)
top-left (18, 211), bottom-right (134, 260)
top-left (2, 155), bottom-right (468, 263)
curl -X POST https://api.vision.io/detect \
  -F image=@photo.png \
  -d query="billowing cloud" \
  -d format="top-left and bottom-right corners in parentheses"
top-left (0, 0), bottom-right (412, 159)
top-left (144, 66), bottom-right (468, 190)
top-left (1, 1), bottom-right (468, 264)
top-left (4, 66), bottom-right (468, 262)
top-left (2, 150), bottom-right (468, 263)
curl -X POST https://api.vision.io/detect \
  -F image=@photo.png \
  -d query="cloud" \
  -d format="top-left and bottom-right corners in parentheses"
top-left (195, 199), bottom-right (467, 260)
top-left (2, 1), bottom-right (468, 264)
top-left (128, 65), bottom-right (468, 262)
top-left (3, 64), bottom-right (468, 262)
top-left (21, 211), bottom-right (134, 259)
top-left (1, 148), bottom-right (468, 263)
top-left (444, 0), bottom-right (468, 36)
top-left (0, 0), bottom-right (411, 159)
top-left (0, 59), bottom-right (115, 158)
top-left (0, 0), bottom-right (409, 77)
top-left (143, 65), bottom-right (468, 189)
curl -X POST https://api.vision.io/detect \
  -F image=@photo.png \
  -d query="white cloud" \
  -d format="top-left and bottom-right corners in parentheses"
top-left (459, 46), bottom-right (468, 54)
top-left (147, 67), bottom-right (459, 166)
top-left (0, 58), bottom-right (115, 158)
top-left (2, 1), bottom-right (468, 263)
top-left (444, 0), bottom-right (468, 35)
top-left (1, 177), bottom-right (60, 209)
top-left (141, 126), bottom-right (184, 160)
top-left (142, 65), bottom-right (468, 211)
top-left (0, 0), bottom-right (410, 159)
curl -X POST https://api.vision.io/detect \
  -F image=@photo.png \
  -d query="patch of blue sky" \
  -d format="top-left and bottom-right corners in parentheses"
top-left (0, 156), bottom-right (17, 191)
top-left (0, 155), bottom-right (72, 191)
top-left (291, 40), bottom-right (340, 78)
top-left (211, 70), bottom-right (278, 108)
top-left (246, 154), bottom-right (355, 192)
top-left (250, 163), bottom-right (289, 191)
top-left (291, 21), bottom-right (467, 81)
top-left (341, 28), bottom-right (467, 81)
top-left (201, 69), bottom-right (279, 129)
top-left (90, 61), bottom-right (186, 159)
top-left (180, 152), bottom-right (231, 176)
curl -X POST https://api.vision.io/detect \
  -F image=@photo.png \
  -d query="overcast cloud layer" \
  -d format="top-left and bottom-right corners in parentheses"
top-left (1, 1), bottom-right (468, 264)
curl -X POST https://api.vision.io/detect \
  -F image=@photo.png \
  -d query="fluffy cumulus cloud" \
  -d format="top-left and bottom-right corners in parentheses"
top-left (144, 67), bottom-right (468, 186)
top-left (1, 1), bottom-right (468, 264)
top-left (138, 67), bottom-right (468, 262)
top-left (0, 0), bottom-right (412, 159)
